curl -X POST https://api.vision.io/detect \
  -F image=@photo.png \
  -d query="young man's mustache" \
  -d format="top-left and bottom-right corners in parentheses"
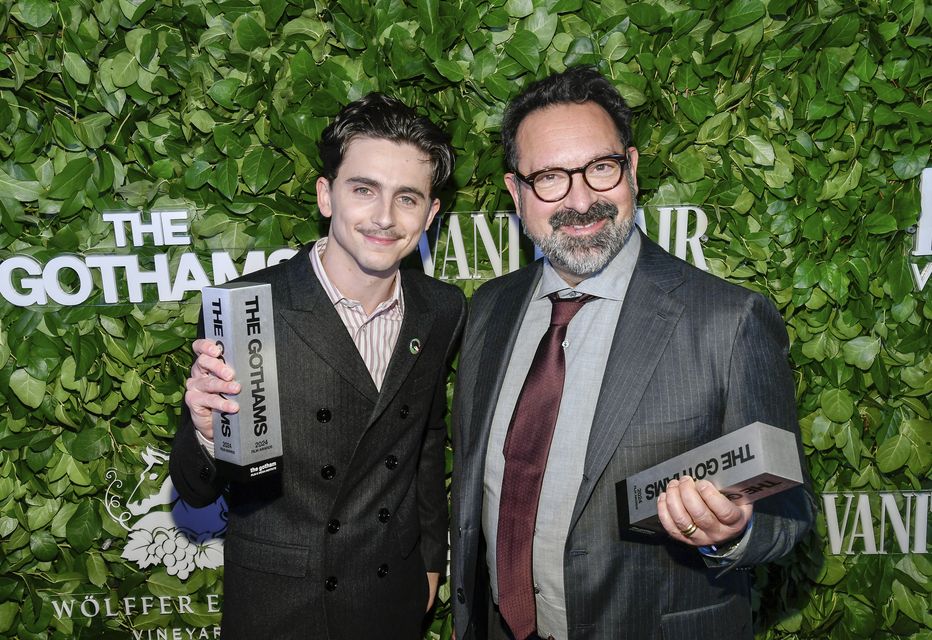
top-left (356, 227), bottom-right (404, 240)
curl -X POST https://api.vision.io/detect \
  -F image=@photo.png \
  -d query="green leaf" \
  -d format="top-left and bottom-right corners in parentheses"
top-left (209, 158), bottom-right (239, 200)
top-left (842, 336), bottom-right (880, 371)
top-left (841, 596), bottom-right (876, 636)
top-left (10, 369), bottom-right (45, 408)
top-left (863, 212), bottom-right (897, 235)
top-left (505, 0), bottom-right (533, 18)
top-left (435, 59), bottom-right (465, 82)
top-left (65, 500), bottom-right (101, 552)
top-left (821, 13), bottom-right (859, 48)
top-left (109, 51), bottom-right (139, 88)
top-left (87, 553), bottom-right (108, 587)
top-left (184, 159), bottom-right (212, 189)
top-left (70, 427), bottom-right (111, 462)
top-left (242, 148), bottom-right (274, 193)
top-left (418, 0), bottom-right (440, 34)
top-left (332, 12), bottom-right (367, 50)
top-left (0, 601), bottom-right (16, 634)
top-left (121, 369), bottom-right (142, 400)
top-left (235, 14), bottom-right (270, 50)
top-left (793, 258), bottom-right (819, 288)
top-left (189, 110), bottom-right (216, 133)
top-left (63, 51), bottom-right (92, 84)
top-left (0, 516), bottom-right (18, 537)
top-left (820, 388), bottom-right (855, 422)
top-left (627, 3), bottom-right (665, 29)
top-left (892, 580), bottom-right (926, 624)
top-left (696, 112), bottom-right (732, 145)
top-left (892, 146), bottom-right (929, 180)
top-left (669, 148), bottom-right (705, 182)
top-left (16, 0), bottom-right (55, 27)
top-left (282, 16), bottom-right (326, 42)
top-left (876, 433), bottom-right (911, 473)
top-left (801, 330), bottom-right (839, 362)
top-left (261, 0), bottom-right (287, 26)
top-left (208, 78), bottom-right (241, 110)
top-left (29, 530), bottom-right (59, 561)
top-left (119, 0), bottom-right (154, 21)
top-left (485, 73), bottom-right (512, 101)
top-left (818, 160), bottom-right (862, 201)
top-left (744, 135), bottom-right (775, 166)
top-left (525, 8), bottom-right (559, 49)
top-left (0, 167), bottom-right (42, 201)
top-left (504, 30), bottom-right (541, 72)
top-left (720, 0), bottom-right (765, 32)
top-left (76, 113), bottom-right (113, 149)
top-left (679, 95), bottom-right (717, 125)
top-left (47, 157), bottom-right (94, 199)
top-left (191, 212), bottom-right (230, 238)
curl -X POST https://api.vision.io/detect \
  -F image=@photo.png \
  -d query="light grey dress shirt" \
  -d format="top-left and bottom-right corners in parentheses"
top-left (483, 232), bottom-right (641, 639)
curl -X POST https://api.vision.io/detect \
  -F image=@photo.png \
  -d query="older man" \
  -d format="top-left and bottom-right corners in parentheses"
top-left (451, 67), bottom-right (814, 640)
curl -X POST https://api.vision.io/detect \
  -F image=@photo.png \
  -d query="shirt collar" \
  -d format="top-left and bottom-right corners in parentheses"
top-left (310, 237), bottom-right (404, 314)
top-left (537, 226), bottom-right (641, 301)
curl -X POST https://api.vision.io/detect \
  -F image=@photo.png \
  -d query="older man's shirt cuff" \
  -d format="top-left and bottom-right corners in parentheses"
top-left (698, 515), bottom-right (754, 565)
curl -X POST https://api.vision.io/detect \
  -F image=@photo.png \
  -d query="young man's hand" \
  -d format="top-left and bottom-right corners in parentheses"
top-left (184, 338), bottom-right (241, 441)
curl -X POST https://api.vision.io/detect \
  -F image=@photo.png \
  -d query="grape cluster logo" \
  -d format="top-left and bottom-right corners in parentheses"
top-left (105, 446), bottom-right (227, 579)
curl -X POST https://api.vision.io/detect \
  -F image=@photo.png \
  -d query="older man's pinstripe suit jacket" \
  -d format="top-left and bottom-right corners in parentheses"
top-left (451, 231), bottom-right (815, 640)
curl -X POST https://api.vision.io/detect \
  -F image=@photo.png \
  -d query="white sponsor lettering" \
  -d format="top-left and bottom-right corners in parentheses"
top-left (822, 492), bottom-right (931, 555)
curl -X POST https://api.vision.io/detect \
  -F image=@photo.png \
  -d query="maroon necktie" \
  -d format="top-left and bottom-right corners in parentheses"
top-left (497, 293), bottom-right (594, 640)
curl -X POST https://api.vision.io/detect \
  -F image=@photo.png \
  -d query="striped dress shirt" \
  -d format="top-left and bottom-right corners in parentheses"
top-left (483, 232), bottom-right (640, 639)
top-left (198, 237), bottom-right (404, 455)
top-left (310, 236), bottom-right (404, 391)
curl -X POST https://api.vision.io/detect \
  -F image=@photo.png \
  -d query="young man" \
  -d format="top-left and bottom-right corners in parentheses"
top-left (451, 67), bottom-right (814, 640)
top-left (170, 94), bottom-right (466, 639)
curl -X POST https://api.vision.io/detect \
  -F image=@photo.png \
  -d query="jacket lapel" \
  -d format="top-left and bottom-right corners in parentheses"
top-left (367, 276), bottom-right (434, 424)
top-left (569, 238), bottom-right (686, 531)
top-left (278, 245), bottom-right (379, 404)
top-left (466, 264), bottom-right (542, 456)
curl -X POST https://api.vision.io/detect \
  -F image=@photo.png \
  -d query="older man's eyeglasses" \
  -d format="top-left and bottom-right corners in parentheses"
top-left (514, 154), bottom-right (628, 202)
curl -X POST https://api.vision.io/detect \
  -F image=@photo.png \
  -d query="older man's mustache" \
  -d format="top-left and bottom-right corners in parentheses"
top-left (549, 201), bottom-right (618, 230)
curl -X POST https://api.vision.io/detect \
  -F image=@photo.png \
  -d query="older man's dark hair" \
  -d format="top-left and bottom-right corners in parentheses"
top-left (501, 66), bottom-right (634, 173)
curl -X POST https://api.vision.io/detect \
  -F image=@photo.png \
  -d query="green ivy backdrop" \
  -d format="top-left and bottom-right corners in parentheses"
top-left (1, 0), bottom-right (930, 638)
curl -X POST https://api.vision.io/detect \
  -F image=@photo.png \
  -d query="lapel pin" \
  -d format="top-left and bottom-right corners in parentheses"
top-left (409, 338), bottom-right (421, 354)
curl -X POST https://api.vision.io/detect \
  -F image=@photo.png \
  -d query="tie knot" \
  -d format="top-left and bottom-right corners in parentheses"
top-left (547, 293), bottom-right (594, 327)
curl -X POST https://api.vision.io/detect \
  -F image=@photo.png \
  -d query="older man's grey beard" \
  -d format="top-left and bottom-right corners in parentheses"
top-left (521, 200), bottom-right (635, 278)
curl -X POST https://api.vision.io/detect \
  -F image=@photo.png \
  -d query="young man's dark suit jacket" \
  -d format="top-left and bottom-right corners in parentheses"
top-left (450, 231), bottom-right (815, 640)
top-left (170, 244), bottom-right (466, 639)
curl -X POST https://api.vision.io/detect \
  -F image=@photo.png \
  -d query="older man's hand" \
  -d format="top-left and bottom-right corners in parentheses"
top-left (657, 476), bottom-right (753, 546)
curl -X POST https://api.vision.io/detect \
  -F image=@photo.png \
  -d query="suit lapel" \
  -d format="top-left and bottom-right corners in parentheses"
top-left (367, 276), bottom-right (434, 424)
top-left (569, 238), bottom-right (686, 530)
top-left (278, 245), bottom-right (379, 404)
top-left (467, 264), bottom-right (542, 456)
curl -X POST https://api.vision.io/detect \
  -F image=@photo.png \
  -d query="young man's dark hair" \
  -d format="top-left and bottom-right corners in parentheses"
top-left (500, 66), bottom-right (634, 173)
top-left (318, 92), bottom-right (455, 197)
top-left (173, 90), bottom-right (467, 640)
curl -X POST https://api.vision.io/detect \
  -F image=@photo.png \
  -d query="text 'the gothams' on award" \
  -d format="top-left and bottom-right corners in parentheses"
top-left (201, 282), bottom-right (283, 481)
top-left (617, 422), bottom-right (804, 535)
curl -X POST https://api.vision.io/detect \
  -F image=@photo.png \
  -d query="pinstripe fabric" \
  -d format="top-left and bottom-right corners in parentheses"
top-left (171, 243), bottom-right (468, 639)
top-left (483, 233), bottom-right (639, 639)
top-left (451, 230), bottom-right (816, 640)
top-left (311, 237), bottom-right (404, 390)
